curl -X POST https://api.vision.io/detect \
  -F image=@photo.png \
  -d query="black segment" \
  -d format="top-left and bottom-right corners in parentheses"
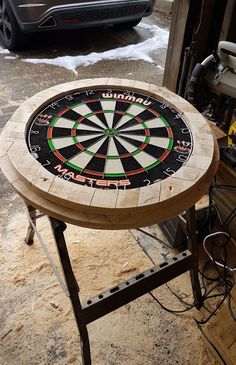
top-left (113, 138), bottom-right (143, 173)
top-left (95, 137), bottom-right (109, 156)
top-left (143, 144), bottom-right (166, 158)
top-left (135, 109), bottom-right (159, 122)
top-left (117, 118), bottom-right (139, 131)
top-left (79, 118), bottom-right (104, 131)
top-left (113, 136), bottom-right (130, 155)
top-left (76, 129), bottom-right (104, 136)
top-left (52, 127), bottom-right (73, 138)
top-left (84, 155), bottom-right (106, 174)
top-left (149, 128), bottom-right (169, 138)
top-left (57, 144), bottom-right (80, 160)
top-left (117, 135), bottom-right (144, 149)
top-left (112, 101), bottom-right (131, 128)
top-left (79, 135), bottom-right (106, 149)
top-left (86, 100), bottom-right (108, 128)
top-left (119, 129), bottom-right (146, 136)
top-left (62, 109), bottom-right (81, 121)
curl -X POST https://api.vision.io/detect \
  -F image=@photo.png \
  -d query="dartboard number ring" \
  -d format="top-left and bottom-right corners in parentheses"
top-left (27, 88), bottom-right (193, 190)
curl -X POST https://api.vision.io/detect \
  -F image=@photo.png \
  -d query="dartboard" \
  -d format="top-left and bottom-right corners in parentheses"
top-left (27, 89), bottom-right (192, 190)
top-left (0, 79), bottom-right (218, 229)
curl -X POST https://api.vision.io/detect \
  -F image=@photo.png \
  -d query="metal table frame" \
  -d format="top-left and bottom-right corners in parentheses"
top-left (25, 204), bottom-right (202, 365)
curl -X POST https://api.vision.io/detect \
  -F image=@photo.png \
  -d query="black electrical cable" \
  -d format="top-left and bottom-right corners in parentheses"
top-left (223, 208), bottom-right (236, 227)
top-left (149, 291), bottom-right (197, 313)
top-left (194, 320), bottom-right (227, 365)
top-left (130, 190), bottom-right (235, 328)
top-left (228, 293), bottom-right (236, 322)
top-left (136, 228), bottom-right (174, 250)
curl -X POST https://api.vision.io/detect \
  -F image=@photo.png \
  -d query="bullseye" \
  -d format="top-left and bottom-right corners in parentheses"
top-left (105, 128), bottom-right (117, 137)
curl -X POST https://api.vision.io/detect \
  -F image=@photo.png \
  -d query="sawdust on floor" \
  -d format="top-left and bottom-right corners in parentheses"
top-left (0, 194), bottom-right (221, 365)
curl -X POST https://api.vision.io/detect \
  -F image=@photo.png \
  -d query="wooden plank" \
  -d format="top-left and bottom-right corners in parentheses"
top-left (0, 79), bottom-right (219, 229)
top-left (203, 287), bottom-right (236, 365)
top-left (163, 0), bottom-right (190, 91)
top-left (91, 189), bottom-right (119, 209)
top-left (207, 120), bottom-right (227, 143)
top-left (213, 161), bottom-right (236, 240)
top-left (219, 0), bottom-right (236, 41)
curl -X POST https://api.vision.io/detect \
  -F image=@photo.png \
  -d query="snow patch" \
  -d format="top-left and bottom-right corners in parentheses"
top-left (0, 46), bottom-right (10, 54)
top-left (22, 23), bottom-right (169, 74)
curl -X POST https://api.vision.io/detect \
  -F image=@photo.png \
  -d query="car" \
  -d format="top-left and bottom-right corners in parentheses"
top-left (0, 0), bottom-right (156, 50)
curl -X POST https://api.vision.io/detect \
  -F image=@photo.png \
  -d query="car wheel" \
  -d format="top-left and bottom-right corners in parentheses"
top-left (115, 18), bottom-right (142, 30)
top-left (0, 0), bottom-right (28, 50)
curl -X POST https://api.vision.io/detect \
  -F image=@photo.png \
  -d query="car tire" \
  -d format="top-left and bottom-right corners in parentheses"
top-left (115, 18), bottom-right (142, 30)
top-left (0, 0), bottom-right (28, 51)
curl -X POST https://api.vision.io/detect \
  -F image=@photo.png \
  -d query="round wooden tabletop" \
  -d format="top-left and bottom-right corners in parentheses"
top-left (0, 79), bottom-right (219, 229)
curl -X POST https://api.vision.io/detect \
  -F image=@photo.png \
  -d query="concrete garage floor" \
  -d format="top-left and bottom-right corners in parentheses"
top-left (0, 8), bottom-right (220, 365)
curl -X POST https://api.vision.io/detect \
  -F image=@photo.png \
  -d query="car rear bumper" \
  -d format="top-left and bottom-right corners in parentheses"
top-left (12, 1), bottom-right (154, 33)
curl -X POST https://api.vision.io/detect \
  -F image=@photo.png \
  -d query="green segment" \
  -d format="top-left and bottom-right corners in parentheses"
top-left (73, 136), bottom-right (78, 144)
top-left (66, 162), bottom-right (83, 172)
top-left (145, 160), bottom-right (162, 171)
top-left (131, 149), bottom-right (141, 156)
top-left (168, 138), bottom-right (174, 150)
top-left (142, 122), bottom-right (148, 128)
top-left (50, 116), bottom-right (59, 127)
top-left (70, 102), bottom-right (84, 109)
top-left (145, 135), bottom-right (150, 144)
top-left (85, 112), bottom-right (94, 118)
top-left (104, 172), bottom-right (126, 177)
top-left (107, 155), bottom-right (120, 159)
top-left (126, 113), bottom-right (134, 118)
top-left (48, 139), bottom-right (55, 151)
top-left (100, 98), bottom-right (116, 101)
top-left (105, 128), bottom-right (117, 137)
top-left (84, 150), bottom-right (94, 156)
top-left (160, 116), bottom-right (170, 127)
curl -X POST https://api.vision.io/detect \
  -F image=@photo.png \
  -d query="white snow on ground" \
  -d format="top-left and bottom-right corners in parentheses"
top-left (22, 23), bottom-right (169, 74)
top-left (0, 46), bottom-right (10, 54)
top-left (4, 56), bottom-right (17, 60)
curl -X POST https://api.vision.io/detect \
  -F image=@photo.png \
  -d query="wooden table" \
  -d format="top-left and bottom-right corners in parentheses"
top-left (0, 79), bottom-right (219, 365)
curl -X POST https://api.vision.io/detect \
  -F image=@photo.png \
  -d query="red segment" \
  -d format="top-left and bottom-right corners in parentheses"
top-left (134, 117), bottom-right (143, 124)
top-left (71, 129), bottom-right (76, 137)
top-left (95, 154), bottom-right (106, 159)
top-left (120, 153), bottom-right (131, 158)
top-left (145, 129), bottom-right (150, 137)
top-left (94, 110), bottom-right (103, 115)
top-left (83, 169), bottom-right (103, 177)
top-left (167, 127), bottom-right (173, 138)
top-left (139, 143), bottom-right (147, 151)
top-left (148, 109), bottom-right (159, 117)
top-left (83, 99), bottom-right (99, 103)
top-left (76, 143), bottom-right (85, 151)
top-left (117, 100), bottom-right (132, 105)
top-left (159, 149), bottom-right (171, 161)
top-left (47, 127), bottom-right (53, 139)
top-left (126, 168), bottom-right (145, 176)
top-left (115, 111), bottom-right (124, 115)
top-left (58, 108), bottom-right (69, 117)
top-left (54, 150), bottom-right (66, 163)
top-left (78, 116), bottom-right (85, 124)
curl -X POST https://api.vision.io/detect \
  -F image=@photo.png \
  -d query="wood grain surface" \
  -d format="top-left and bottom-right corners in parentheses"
top-left (0, 79), bottom-right (219, 229)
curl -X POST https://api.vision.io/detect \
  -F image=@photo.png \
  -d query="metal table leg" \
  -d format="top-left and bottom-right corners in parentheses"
top-left (25, 205), bottom-right (37, 245)
top-left (23, 207), bottom-right (203, 364)
top-left (49, 217), bottom-right (92, 365)
top-left (186, 206), bottom-right (203, 308)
